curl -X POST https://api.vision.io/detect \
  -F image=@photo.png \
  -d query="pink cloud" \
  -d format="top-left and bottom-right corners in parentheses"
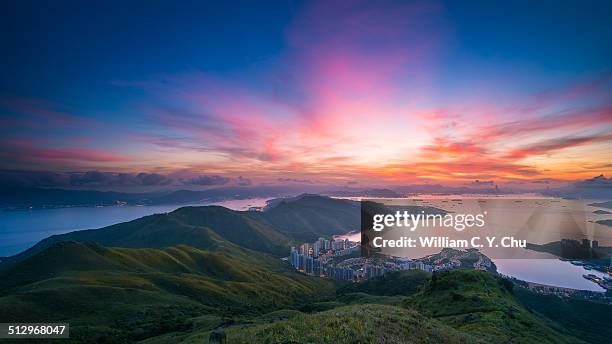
top-left (109, 2), bottom-right (611, 185)
top-left (505, 133), bottom-right (612, 160)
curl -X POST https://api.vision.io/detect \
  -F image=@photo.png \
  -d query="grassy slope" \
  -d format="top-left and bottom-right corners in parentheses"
top-left (0, 195), bottom-right (365, 268)
top-left (338, 270), bottom-right (430, 296)
top-left (199, 304), bottom-right (483, 344)
top-left (514, 287), bottom-right (612, 344)
top-left (0, 241), bottom-right (335, 343)
top-left (331, 270), bottom-right (430, 309)
top-left (155, 269), bottom-right (585, 344)
top-left (0, 194), bottom-right (604, 343)
top-left (0, 247), bottom-right (595, 344)
top-left (1, 205), bottom-right (291, 268)
top-left (254, 194), bottom-right (361, 241)
top-left (406, 270), bottom-right (584, 344)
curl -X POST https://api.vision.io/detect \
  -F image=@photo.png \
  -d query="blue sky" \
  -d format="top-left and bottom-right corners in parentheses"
top-left (1, 0), bottom-right (611, 189)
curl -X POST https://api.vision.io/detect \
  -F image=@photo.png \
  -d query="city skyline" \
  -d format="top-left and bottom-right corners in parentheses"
top-left (1, 1), bottom-right (611, 190)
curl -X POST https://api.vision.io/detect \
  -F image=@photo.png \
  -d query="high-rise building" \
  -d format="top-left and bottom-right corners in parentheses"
top-left (312, 241), bottom-right (320, 257)
top-left (332, 240), bottom-right (343, 251)
top-left (326, 265), bottom-right (334, 277)
top-left (582, 239), bottom-right (590, 249)
top-left (305, 256), bottom-right (314, 275)
top-left (324, 265), bottom-right (354, 281)
top-left (323, 239), bottom-right (331, 251)
top-left (298, 254), bottom-right (306, 271)
top-left (313, 259), bottom-right (323, 276)
top-left (343, 268), bottom-right (354, 281)
top-left (290, 247), bottom-right (298, 268)
top-left (317, 237), bottom-right (325, 252)
top-left (365, 265), bottom-right (384, 279)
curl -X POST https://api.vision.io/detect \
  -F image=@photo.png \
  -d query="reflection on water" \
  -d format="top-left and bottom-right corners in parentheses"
top-left (0, 198), bottom-right (270, 256)
top-left (496, 259), bottom-right (606, 291)
top-left (335, 229), bottom-right (607, 291)
top-left (336, 197), bottom-right (612, 291)
top-left (366, 198), bottom-right (612, 253)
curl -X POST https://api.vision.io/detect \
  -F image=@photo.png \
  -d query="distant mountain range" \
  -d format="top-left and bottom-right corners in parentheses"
top-left (3, 180), bottom-right (610, 211)
top-left (0, 186), bottom-right (408, 210)
top-left (0, 185), bottom-right (304, 210)
top-left (321, 188), bottom-right (402, 198)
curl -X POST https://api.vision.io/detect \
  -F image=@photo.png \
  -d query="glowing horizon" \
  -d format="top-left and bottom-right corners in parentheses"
top-left (1, 1), bottom-right (611, 189)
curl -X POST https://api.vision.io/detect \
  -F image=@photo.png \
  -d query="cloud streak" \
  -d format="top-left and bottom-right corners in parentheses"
top-left (1, 1), bottom-right (611, 187)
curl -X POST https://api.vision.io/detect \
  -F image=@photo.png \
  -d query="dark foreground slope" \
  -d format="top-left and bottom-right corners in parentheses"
top-left (0, 245), bottom-right (599, 344)
top-left (150, 270), bottom-right (586, 344)
top-left (338, 269), bottom-right (430, 296)
top-left (0, 241), bottom-right (335, 343)
top-left (225, 304), bottom-right (482, 344)
top-left (406, 270), bottom-right (583, 344)
top-left (515, 287), bottom-right (612, 344)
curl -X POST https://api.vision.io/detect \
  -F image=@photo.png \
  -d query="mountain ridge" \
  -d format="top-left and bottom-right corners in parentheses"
top-left (0, 241), bottom-right (336, 342)
top-left (0, 194), bottom-right (358, 268)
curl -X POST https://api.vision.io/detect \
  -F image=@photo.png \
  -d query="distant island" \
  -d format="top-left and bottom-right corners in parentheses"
top-left (0, 186), bottom-right (302, 211)
top-left (589, 201), bottom-right (612, 209)
top-left (597, 219), bottom-right (612, 228)
top-left (593, 209), bottom-right (612, 214)
top-left (321, 188), bottom-right (402, 198)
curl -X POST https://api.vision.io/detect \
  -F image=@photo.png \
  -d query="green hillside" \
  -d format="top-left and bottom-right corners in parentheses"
top-left (406, 270), bottom-right (584, 344)
top-left (221, 304), bottom-right (483, 344)
top-left (0, 195), bottom-right (363, 268)
top-left (338, 270), bottom-right (430, 296)
top-left (0, 243), bottom-right (595, 344)
top-left (515, 287), bottom-right (612, 344)
top-left (0, 242), bottom-right (335, 343)
top-left (145, 269), bottom-right (589, 344)
top-left (0, 195), bottom-right (605, 344)
top-left (1, 205), bottom-right (291, 268)
top-left (255, 194), bottom-right (360, 241)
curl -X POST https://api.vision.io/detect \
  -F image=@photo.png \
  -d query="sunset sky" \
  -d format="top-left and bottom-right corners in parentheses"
top-left (1, 0), bottom-right (611, 189)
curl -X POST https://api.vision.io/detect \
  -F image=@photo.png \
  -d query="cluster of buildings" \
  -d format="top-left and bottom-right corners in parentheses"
top-left (289, 237), bottom-right (444, 282)
top-left (289, 237), bottom-right (360, 280)
top-left (417, 248), bottom-right (496, 273)
top-left (289, 239), bottom-right (497, 283)
top-left (326, 265), bottom-right (355, 281)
